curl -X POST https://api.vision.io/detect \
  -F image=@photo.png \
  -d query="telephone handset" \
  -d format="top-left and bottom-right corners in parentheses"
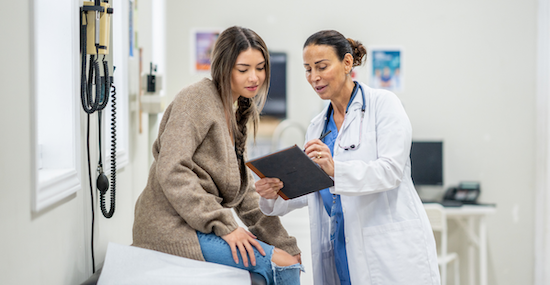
top-left (443, 181), bottom-right (480, 204)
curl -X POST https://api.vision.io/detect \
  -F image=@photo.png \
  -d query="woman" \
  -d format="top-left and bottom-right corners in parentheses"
top-left (132, 26), bottom-right (302, 285)
top-left (256, 30), bottom-right (440, 285)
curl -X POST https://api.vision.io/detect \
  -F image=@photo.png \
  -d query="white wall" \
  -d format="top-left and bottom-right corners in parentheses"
top-left (165, 1), bottom-right (537, 284)
top-left (0, 1), bottom-right (153, 284)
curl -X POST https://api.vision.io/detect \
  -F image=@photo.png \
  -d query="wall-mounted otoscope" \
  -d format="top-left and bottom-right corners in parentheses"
top-left (80, 0), bottom-right (116, 275)
top-left (83, 0), bottom-right (112, 56)
top-left (80, 0), bottom-right (116, 220)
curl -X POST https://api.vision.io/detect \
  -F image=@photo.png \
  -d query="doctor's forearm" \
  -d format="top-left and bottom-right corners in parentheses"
top-left (333, 160), bottom-right (404, 195)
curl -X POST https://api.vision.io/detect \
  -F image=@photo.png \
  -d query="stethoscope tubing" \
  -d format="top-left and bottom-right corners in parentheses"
top-left (321, 83), bottom-right (366, 151)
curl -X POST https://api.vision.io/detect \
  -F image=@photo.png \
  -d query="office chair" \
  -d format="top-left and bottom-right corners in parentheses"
top-left (424, 203), bottom-right (460, 285)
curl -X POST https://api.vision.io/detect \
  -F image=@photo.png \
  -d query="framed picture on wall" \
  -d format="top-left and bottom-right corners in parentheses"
top-left (368, 47), bottom-right (403, 92)
top-left (190, 28), bottom-right (221, 73)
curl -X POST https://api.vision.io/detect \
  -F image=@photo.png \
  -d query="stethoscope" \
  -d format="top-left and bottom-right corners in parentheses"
top-left (321, 82), bottom-right (366, 151)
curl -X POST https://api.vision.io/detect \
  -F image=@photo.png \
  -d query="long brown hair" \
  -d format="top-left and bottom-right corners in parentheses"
top-left (210, 26), bottom-right (270, 159)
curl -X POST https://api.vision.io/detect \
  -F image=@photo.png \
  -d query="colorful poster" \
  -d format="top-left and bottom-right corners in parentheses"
top-left (193, 30), bottom-right (220, 72)
top-left (370, 48), bottom-right (402, 92)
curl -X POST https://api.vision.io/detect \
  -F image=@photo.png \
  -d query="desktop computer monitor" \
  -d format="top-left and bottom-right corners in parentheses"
top-left (262, 52), bottom-right (287, 119)
top-left (410, 141), bottom-right (443, 186)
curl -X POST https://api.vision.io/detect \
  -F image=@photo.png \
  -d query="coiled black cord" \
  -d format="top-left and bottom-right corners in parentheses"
top-left (100, 83), bottom-right (116, 218)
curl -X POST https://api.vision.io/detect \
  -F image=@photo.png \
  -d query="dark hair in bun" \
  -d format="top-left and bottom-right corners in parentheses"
top-left (346, 38), bottom-right (367, 67)
top-left (304, 30), bottom-right (366, 67)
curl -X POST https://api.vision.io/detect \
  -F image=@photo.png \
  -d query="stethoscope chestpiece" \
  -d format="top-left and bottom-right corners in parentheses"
top-left (343, 144), bottom-right (356, 151)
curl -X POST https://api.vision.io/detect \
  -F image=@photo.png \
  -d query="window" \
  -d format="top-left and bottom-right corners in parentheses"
top-left (32, 0), bottom-right (80, 212)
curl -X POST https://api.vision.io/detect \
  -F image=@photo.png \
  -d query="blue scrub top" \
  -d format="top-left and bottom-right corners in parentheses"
top-left (318, 83), bottom-right (358, 285)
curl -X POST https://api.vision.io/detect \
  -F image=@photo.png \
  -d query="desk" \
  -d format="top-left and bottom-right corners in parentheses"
top-left (424, 204), bottom-right (496, 285)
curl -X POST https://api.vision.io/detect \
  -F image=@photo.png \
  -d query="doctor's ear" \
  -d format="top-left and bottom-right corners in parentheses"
top-left (343, 53), bottom-right (354, 74)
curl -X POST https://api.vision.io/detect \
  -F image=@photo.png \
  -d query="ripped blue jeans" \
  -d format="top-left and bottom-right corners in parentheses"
top-left (196, 231), bottom-right (303, 285)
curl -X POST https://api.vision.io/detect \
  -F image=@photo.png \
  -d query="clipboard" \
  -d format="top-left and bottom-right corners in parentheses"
top-left (245, 145), bottom-right (334, 200)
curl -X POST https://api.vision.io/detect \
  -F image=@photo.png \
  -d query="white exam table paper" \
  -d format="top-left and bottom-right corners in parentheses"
top-left (98, 242), bottom-right (251, 285)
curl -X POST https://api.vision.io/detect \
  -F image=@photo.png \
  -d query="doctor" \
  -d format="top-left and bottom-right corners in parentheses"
top-left (256, 30), bottom-right (441, 285)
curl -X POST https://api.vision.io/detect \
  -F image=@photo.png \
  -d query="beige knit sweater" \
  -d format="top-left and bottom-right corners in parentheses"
top-left (132, 78), bottom-right (300, 261)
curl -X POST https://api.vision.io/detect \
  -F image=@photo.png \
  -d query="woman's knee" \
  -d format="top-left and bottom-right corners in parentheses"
top-left (271, 248), bottom-right (299, 267)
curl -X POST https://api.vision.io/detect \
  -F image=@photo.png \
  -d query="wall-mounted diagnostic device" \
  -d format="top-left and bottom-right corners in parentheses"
top-left (141, 62), bottom-right (164, 113)
top-left (147, 62), bottom-right (157, 93)
top-left (80, 0), bottom-right (116, 219)
top-left (80, 0), bottom-right (115, 273)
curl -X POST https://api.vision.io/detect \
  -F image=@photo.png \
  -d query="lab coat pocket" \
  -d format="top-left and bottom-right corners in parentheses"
top-left (362, 219), bottom-right (431, 285)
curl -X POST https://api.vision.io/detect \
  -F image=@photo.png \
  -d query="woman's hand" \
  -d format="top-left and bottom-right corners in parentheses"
top-left (255, 178), bottom-right (283, 200)
top-left (304, 138), bottom-right (334, 177)
top-left (222, 227), bottom-right (266, 267)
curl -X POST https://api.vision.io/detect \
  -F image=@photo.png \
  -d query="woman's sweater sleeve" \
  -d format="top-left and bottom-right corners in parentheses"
top-left (155, 96), bottom-right (238, 237)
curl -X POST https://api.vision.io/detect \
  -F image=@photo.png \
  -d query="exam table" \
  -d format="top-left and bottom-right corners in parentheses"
top-left (81, 268), bottom-right (267, 285)
top-left (81, 243), bottom-right (267, 285)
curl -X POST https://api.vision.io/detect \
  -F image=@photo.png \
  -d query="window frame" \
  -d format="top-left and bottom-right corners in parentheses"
top-left (31, 0), bottom-right (81, 212)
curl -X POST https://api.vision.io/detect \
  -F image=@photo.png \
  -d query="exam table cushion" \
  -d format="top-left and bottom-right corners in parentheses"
top-left (81, 243), bottom-right (266, 285)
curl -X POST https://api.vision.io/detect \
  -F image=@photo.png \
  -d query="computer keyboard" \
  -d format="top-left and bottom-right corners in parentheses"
top-left (439, 200), bottom-right (463, 207)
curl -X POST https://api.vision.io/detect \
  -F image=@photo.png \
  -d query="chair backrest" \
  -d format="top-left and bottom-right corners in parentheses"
top-left (424, 203), bottom-right (450, 257)
top-left (423, 203), bottom-right (447, 232)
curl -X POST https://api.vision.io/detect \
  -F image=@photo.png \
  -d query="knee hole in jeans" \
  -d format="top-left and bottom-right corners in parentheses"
top-left (271, 248), bottom-right (299, 267)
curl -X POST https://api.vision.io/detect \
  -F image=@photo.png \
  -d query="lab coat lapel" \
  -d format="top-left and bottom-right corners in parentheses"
top-left (339, 108), bottom-right (359, 135)
top-left (307, 104), bottom-right (330, 142)
top-left (338, 86), bottom-right (364, 136)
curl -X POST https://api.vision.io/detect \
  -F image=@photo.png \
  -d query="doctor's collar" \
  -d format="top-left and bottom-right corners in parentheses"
top-left (325, 81), bottom-right (364, 120)
top-left (345, 81), bottom-right (359, 113)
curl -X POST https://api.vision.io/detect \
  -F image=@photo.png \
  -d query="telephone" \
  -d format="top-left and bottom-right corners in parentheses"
top-left (443, 181), bottom-right (481, 204)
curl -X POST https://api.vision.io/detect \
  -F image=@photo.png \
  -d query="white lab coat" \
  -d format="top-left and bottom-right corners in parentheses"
top-left (260, 83), bottom-right (441, 285)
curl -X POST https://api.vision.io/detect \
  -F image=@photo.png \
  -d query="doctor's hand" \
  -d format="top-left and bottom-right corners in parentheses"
top-left (222, 227), bottom-right (266, 267)
top-left (304, 139), bottom-right (334, 177)
top-left (293, 253), bottom-right (302, 264)
top-left (255, 178), bottom-right (283, 200)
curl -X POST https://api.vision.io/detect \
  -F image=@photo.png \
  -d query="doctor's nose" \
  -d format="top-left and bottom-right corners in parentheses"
top-left (308, 70), bottom-right (321, 82)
